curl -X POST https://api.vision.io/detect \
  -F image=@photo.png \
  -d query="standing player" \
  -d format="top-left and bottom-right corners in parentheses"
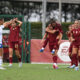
top-left (66, 25), bottom-right (74, 67)
top-left (70, 20), bottom-right (80, 70)
top-left (0, 18), bottom-right (13, 69)
top-left (8, 18), bottom-right (23, 67)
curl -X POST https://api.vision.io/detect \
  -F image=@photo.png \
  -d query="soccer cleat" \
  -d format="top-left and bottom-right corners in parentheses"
top-left (19, 62), bottom-right (22, 67)
top-left (0, 66), bottom-right (6, 70)
top-left (53, 64), bottom-right (58, 69)
top-left (8, 63), bottom-right (12, 67)
top-left (40, 49), bottom-right (44, 52)
top-left (69, 64), bottom-right (75, 68)
top-left (51, 50), bottom-right (55, 55)
top-left (75, 67), bottom-right (79, 71)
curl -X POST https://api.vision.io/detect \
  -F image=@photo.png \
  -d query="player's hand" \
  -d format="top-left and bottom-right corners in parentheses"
top-left (15, 18), bottom-right (18, 21)
top-left (46, 27), bottom-right (49, 31)
top-left (58, 40), bottom-right (61, 45)
top-left (26, 42), bottom-right (29, 45)
top-left (71, 38), bottom-right (75, 42)
top-left (56, 36), bottom-right (59, 39)
top-left (41, 39), bottom-right (44, 43)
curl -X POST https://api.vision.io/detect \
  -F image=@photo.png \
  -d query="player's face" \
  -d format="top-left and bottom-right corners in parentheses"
top-left (69, 26), bottom-right (72, 31)
top-left (71, 25), bottom-right (74, 29)
top-left (74, 21), bottom-right (79, 28)
top-left (52, 22), bottom-right (56, 27)
top-left (11, 22), bottom-right (16, 27)
top-left (48, 25), bottom-right (53, 30)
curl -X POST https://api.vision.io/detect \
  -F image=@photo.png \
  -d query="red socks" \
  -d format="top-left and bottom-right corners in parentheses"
top-left (52, 56), bottom-right (57, 63)
top-left (18, 58), bottom-right (21, 62)
top-left (70, 56), bottom-right (73, 66)
top-left (72, 54), bottom-right (78, 66)
top-left (9, 57), bottom-right (12, 64)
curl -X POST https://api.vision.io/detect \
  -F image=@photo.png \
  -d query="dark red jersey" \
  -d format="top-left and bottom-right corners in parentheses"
top-left (71, 28), bottom-right (80, 42)
top-left (8, 26), bottom-right (20, 42)
top-left (55, 23), bottom-right (63, 34)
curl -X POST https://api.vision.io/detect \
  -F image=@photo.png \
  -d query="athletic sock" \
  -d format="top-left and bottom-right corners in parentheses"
top-left (52, 56), bottom-right (57, 63)
top-left (72, 54), bottom-right (78, 66)
top-left (9, 57), bottom-right (12, 64)
top-left (0, 56), bottom-right (3, 66)
top-left (18, 58), bottom-right (21, 62)
top-left (70, 56), bottom-right (73, 66)
top-left (41, 47), bottom-right (44, 50)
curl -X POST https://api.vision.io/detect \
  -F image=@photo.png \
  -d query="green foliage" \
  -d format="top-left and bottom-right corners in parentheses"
top-left (31, 22), bottom-right (73, 39)
top-left (31, 22), bottom-right (42, 39)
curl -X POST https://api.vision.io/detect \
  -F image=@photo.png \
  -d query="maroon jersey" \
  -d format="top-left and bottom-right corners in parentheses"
top-left (8, 26), bottom-right (20, 42)
top-left (48, 29), bottom-right (62, 45)
top-left (55, 23), bottom-right (63, 34)
top-left (71, 28), bottom-right (80, 42)
top-left (46, 23), bottom-right (63, 45)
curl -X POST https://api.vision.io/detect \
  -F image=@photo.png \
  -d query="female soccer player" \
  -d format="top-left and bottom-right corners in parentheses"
top-left (70, 20), bottom-right (80, 70)
top-left (45, 19), bottom-right (63, 69)
top-left (40, 24), bottom-right (52, 52)
top-left (0, 18), bottom-right (13, 69)
top-left (66, 24), bottom-right (75, 67)
top-left (8, 18), bottom-right (23, 67)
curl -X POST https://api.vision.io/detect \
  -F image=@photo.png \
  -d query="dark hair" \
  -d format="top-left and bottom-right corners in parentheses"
top-left (0, 18), bottom-right (4, 21)
top-left (49, 19), bottom-right (56, 29)
top-left (50, 19), bottom-right (56, 24)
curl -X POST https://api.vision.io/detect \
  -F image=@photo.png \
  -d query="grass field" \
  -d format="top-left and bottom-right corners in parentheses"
top-left (0, 63), bottom-right (80, 80)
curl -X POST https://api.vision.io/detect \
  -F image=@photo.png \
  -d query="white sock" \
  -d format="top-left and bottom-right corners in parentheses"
top-left (53, 63), bottom-right (57, 66)
top-left (52, 49), bottom-right (55, 52)
top-left (42, 47), bottom-right (44, 50)
top-left (0, 56), bottom-right (3, 66)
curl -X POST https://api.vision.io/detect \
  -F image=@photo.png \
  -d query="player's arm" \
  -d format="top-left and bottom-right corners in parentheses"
top-left (46, 27), bottom-right (58, 34)
top-left (58, 32), bottom-right (63, 45)
top-left (3, 19), bottom-right (13, 28)
top-left (26, 41), bottom-right (29, 45)
top-left (70, 33), bottom-right (75, 42)
top-left (41, 33), bottom-right (48, 43)
top-left (15, 18), bottom-right (23, 27)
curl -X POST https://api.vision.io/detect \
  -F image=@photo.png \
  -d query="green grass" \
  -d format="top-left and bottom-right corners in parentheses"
top-left (0, 63), bottom-right (80, 80)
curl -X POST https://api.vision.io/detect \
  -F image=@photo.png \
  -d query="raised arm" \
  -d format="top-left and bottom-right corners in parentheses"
top-left (3, 19), bottom-right (13, 28)
top-left (46, 27), bottom-right (57, 34)
top-left (58, 32), bottom-right (63, 45)
top-left (15, 18), bottom-right (23, 27)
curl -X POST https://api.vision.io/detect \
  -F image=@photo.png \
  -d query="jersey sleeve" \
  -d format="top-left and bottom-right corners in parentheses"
top-left (1, 25), bottom-right (4, 29)
top-left (8, 25), bottom-right (11, 29)
top-left (56, 24), bottom-right (63, 34)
